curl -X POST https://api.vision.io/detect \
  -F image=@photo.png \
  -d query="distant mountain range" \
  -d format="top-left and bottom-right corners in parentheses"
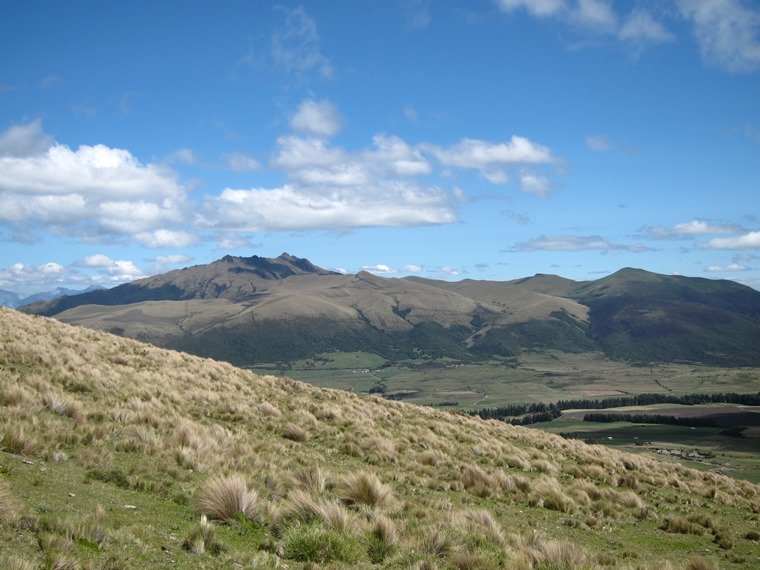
top-left (0, 285), bottom-right (103, 309)
top-left (19, 253), bottom-right (760, 366)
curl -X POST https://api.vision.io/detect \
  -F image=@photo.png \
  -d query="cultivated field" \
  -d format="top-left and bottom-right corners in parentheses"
top-left (270, 350), bottom-right (760, 409)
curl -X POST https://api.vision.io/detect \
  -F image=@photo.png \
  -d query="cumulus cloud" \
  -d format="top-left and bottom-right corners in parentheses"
top-left (0, 119), bottom-right (53, 157)
top-left (512, 234), bottom-right (652, 252)
top-left (77, 254), bottom-right (146, 281)
top-left (0, 261), bottom-right (64, 290)
top-left (0, 123), bottom-right (187, 242)
top-left (361, 264), bottom-right (397, 274)
top-left (291, 99), bottom-right (343, 136)
top-left (0, 103), bottom-right (564, 246)
top-left (200, 182), bottom-right (456, 232)
top-left (0, 255), bottom-right (148, 293)
top-left (134, 229), bottom-right (197, 248)
top-left (424, 136), bottom-right (555, 168)
top-left (697, 230), bottom-right (760, 249)
top-left (401, 264), bottom-right (422, 273)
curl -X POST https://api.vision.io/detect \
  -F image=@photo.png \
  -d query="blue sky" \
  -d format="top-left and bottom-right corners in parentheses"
top-left (1, 0), bottom-right (759, 295)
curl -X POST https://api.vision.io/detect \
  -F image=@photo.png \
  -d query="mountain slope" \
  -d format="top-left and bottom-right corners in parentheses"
top-left (1, 306), bottom-right (759, 569)
top-left (569, 268), bottom-right (760, 365)
top-left (19, 256), bottom-right (760, 366)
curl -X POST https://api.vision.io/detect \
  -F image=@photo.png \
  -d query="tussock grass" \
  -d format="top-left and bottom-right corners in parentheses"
top-left (1, 306), bottom-right (759, 569)
top-left (196, 473), bottom-right (258, 522)
top-left (335, 471), bottom-right (394, 509)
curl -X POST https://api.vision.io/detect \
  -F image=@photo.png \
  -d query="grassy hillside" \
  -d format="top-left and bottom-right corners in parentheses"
top-left (1, 307), bottom-right (759, 569)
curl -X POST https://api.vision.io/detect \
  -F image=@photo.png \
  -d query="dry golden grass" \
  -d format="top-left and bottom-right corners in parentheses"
top-left (196, 473), bottom-right (259, 522)
top-left (1, 306), bottom-right (759, 569)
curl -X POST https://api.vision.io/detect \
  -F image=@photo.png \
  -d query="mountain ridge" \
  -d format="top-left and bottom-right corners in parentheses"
top-left (19, 254), bottom-right (760, 366)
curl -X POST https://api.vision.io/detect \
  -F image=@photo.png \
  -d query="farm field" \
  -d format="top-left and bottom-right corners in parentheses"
top-left (256, 350), bottom-right (760, 409)
top-left (534, 404), bottom-right (760, 483)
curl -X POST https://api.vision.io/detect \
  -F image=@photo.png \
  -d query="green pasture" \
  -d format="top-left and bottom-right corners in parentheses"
top-left (276, 350), bottom-right (760, 409)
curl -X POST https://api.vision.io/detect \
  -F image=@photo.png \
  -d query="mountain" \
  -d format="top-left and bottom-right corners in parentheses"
top-left (0, 285), bottom-right (104, 309)
top-left (2, 306), bottom-right (758, 569)
top-left (0, 288), bottom-right (21, 308)
top-left (19, 255), bottom-right (760, 366)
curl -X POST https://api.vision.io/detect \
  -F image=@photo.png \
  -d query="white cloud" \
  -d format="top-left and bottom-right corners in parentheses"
top-left (698, 230), bottom-right (760, 249)
top-left (496, 0), bottom-right (616, 32)
top-left (585, 134), bottom-right (613, 151)
top-left (425, 136), bottom-right (555, 168)
top-left (439, 266), bottom-right (461, 276)
top-left (200, 182), bottom-right (456, 232)
top-left (519, 171), bottom-right (552, 197)
top-left (83, 254), bottom-right (114, 267)
top-left (0, 261), bottom-right (64, 290)
top-left (152, 254), bottom-right (192, 266)
top-left (512, 234), bottom-right (651, 252)
top-left (166, 147), bottom-right (199, 165)
top-left (224, 152), bottom-right (260, 172)
top-left (401, 264), bottom-right (422, 273)
top-left (497, 0), bottom-right (758, 71)
top-left (361, 264), bottom-right (397, 274)
top-left (676, 0), bottom-right (760, 73)
top-left (618, 10), bottom-right (675, 44)
top-left (648, 219), bottom-right (745, 239)
top-left (106, 260), bottom-right (145, 281)
top-left (134, 229), bottom-right (196, 248)
top-left (271, 130), bottom-right (430, 188)
top-left (0, 118), bottom-right (53, 157)
top-left (271, 6), bottom-right (333, 78)
top-left (705, 263), bottom-right (750, 272)
top-left (495, 0), bottom-right (566, 18)
top-left (575, 0), bottom-right (617, 33)
top-left (0, 128), bottom-right (187, 241)
top-left (291, 99), bottom-right (343, 136)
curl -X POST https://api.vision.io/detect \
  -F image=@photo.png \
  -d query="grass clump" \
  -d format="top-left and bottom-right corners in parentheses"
top-left (196, 473), bottom-right (258, 523)
top-left (336, 471), bottom-right (394, 509)
top-left (183, 515), bottom-right (223, 556)
top-left (661, 515), bottom-right (706, 535)
top-left (282, 522), bottom-right (365, 564)
top-left (366, 513), bottom-right (398, 563)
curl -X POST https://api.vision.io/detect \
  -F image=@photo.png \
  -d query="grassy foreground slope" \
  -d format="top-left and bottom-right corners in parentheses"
top-left (1, 307), bottom-right (759, 569)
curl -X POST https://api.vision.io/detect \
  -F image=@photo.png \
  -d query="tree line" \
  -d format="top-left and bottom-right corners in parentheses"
top-left (582, 412), bottom-right (718, 428)
top-left (471, 391), bottom-right (760, 426)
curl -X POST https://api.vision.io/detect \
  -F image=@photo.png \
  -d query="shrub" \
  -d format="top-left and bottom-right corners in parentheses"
top-left (336, 471), bottom-right (394, 509)
top-left (197, 473), bottom-right (258, 522)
